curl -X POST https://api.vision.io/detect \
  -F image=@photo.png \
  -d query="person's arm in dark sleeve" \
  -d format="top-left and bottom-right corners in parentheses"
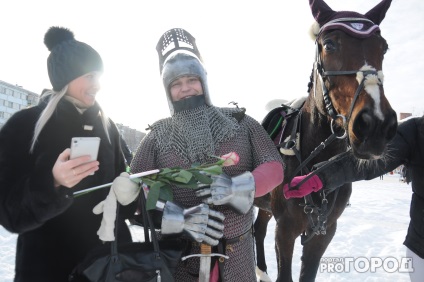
top-left (0, 114), bottom-right (72, 233)
top-left (315, 119), bottom-right (415, 192)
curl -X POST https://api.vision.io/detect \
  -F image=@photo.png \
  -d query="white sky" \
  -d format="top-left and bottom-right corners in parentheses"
top-left (1, 0), bottom-right (423, 132)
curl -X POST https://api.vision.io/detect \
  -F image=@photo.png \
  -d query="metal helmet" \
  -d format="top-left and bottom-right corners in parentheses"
top-left (156, 28), bottom-right (212, 115)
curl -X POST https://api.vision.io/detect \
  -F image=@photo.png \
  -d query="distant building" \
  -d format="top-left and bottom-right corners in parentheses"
top-left (399, 112), bottom-right (412, 120)
top-left (0, 80), bottom-right (39, 129)
top-left (116, 123), bottom-right (146, 152)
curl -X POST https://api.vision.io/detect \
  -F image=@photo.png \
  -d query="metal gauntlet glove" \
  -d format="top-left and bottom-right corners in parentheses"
top-left (161, 202), bottom-right (225, 246)
top-left (195, 172), bottom-right (255, 214)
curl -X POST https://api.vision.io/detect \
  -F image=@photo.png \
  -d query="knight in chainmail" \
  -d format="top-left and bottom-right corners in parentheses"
top-left (130, 28), bottom-right (284, 282)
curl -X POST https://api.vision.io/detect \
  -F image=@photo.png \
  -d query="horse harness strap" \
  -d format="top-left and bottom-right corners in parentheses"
top-left (289, 128), bottom-right (340, 245)
top-left (281, 106), bottom-right (340, 189)
top-left (275, 103), bottom-right (344, 246)
top-left (263, 102), bottom-right (303, 144)
top-left (263, 100), bottom-right (344, 245)
top-left (289, 126), bottom-right (345, 245)
top-left (279, 108), bottom-right (302, 158)
top-left (301, 189), bottom-right (339, 245)
top-left (289, 50), bottom-right (379, 245)
top-left (296, 55), bottom-right (378, 246)
top-left (288, 133), bottom-right (338, 183)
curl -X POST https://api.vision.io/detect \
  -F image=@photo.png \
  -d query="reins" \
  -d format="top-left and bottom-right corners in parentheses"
top-left (292, 40), bottom-right (380, 185)
top-left (281, 31), bottom-right (380, 244)
top-left (280, 108), bottom-right (344, 245)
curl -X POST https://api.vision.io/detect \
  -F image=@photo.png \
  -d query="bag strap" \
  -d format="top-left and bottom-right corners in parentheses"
top-left (111, 206), bottom-right (119, 259)
top-left (139, 194), bottom-right (151, 243)
top-left (137, 189), bottom-right (161, 253)
top-left (111, 185), bottom-right (161, 256)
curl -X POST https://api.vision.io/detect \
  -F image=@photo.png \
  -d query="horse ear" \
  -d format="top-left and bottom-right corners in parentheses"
top-left (365, 0), bottom-right (392, 25)
top-left (309, 0), bottom-right (336, 26)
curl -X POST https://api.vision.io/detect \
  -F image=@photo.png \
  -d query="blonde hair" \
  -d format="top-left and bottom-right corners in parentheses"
top-left (30, 87), bottom-right (111, 153)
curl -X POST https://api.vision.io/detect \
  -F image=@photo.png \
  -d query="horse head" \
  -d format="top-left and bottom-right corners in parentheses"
top-left (309, 0), bottom-right (397, 159)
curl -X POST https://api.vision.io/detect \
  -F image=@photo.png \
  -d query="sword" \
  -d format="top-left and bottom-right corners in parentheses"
top-left (73, 169), bottom-right (160, 196)
top-left (199, 243), bottom-right (211, 282)
top-left (181, 250), bottom-right (229, 282)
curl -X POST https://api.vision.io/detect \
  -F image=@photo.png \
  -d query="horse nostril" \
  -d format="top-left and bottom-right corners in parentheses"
top-left (352, 110), bottom-right (374, 141)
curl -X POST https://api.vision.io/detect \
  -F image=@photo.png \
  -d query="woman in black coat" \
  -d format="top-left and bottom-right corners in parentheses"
top-left (0, 27), bottom-right (132, 282)
top-left (283, 116), bottom-right (424, 281)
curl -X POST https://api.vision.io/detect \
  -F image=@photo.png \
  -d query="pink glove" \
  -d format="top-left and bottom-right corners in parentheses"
top-left (283, 174), bottom-right (323, 199)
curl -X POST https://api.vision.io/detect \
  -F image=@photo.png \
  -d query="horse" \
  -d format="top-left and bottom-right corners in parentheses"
top-left (253, 0), bottom-right (397, 281)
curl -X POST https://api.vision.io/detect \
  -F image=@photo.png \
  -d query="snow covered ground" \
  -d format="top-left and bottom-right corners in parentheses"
top-left (0, 173), bottom-right (412, 281)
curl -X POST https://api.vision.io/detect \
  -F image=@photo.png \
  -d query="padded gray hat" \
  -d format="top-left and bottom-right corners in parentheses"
top-left (44, 26), bottom-right (103, 91)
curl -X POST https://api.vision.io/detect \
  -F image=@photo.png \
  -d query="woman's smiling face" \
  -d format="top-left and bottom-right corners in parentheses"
top-left (67, 71), bottom-right (101, 108)
top-left (169, 76), bottom-right (203, 102)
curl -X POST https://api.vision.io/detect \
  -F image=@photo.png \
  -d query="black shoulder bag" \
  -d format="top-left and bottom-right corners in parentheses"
top-left (70, 193), bottom-right (186, 282)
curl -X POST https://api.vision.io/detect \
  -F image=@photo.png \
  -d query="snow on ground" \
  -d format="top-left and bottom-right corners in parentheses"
top-left (0, 173), bottom-right (412, 281)
top-left (262, 173), bottom-right (411, 282)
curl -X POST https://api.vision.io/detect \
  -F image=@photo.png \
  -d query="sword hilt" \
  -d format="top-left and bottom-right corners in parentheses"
top-left (201, 243), bottom-right (212, 255)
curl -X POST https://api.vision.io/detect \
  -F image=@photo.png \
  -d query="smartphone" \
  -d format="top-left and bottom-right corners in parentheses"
top-left (70, 137), bottom-right (101, 163)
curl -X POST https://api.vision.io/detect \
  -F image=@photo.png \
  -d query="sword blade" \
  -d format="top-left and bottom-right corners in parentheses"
top-left (73, 169), bottom-right (160, 196)
top-left (199, 244), bottom-right (211, 282)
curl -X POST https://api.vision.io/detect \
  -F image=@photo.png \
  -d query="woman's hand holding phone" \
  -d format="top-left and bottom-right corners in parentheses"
top-left (52, 137), bottom-right (101, 188)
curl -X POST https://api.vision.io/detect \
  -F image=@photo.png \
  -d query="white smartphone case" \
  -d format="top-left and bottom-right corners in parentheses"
top-left (70, 137), bottom-right (101, 162)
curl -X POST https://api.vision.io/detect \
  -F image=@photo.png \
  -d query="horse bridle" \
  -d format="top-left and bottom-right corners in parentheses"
top-left (287, 31), bottom-right (381, 244)
top-left (313, 28), bottom-right (381, 130)
top-left (289, 47), bottom-right (380, 187)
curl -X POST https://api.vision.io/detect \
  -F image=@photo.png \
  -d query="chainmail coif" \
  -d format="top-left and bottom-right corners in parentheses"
top-left (151, 105), bottom-right (241, 164)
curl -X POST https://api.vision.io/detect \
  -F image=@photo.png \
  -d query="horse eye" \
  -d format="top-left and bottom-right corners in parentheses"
top-left (323, 40), bottom-right (336, 52)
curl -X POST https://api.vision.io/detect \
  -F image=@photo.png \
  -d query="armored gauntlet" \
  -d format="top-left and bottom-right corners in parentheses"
top-left (195, 172), bottom-right (255, 214)
top-left (161, 201), bottom-right (225, 246)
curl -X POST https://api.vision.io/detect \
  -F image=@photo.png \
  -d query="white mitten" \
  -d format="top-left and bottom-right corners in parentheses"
top-left (113, 172), bottom-right (140, 205)
top-left (93, 188), bottom-right (117, 241)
